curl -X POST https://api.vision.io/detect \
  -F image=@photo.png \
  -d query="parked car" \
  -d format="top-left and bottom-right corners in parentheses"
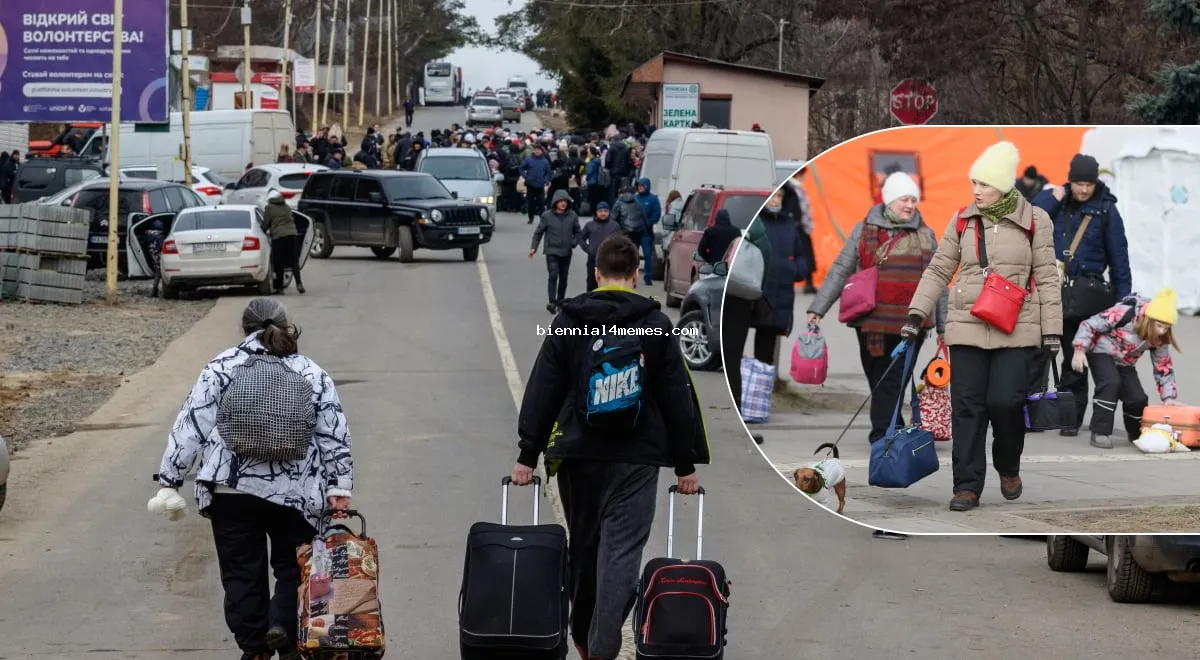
top-left (660, 184), bottom-right (771, 306)
top-left (1046, 535), bottom-right (1200, 603)
top-left (120, 164), bottom-right (231, 206)
top-left (298, 170), bottom-right (493, 263)
top-left (222, 162), bottom-right (328, 210)
top-left (69, 179), bottom-right (209, 270)
top-left (415, 148), bottom-right (498, 220)
top-left (677, 259), bottom-right (728, 371)
top-left (13, 156), bottom-right (107, 203)
top-left (0, 433), bottom-right (8, 513)
top-left (465, 95), bottom-right (503, 127)
top-left (35, 177), bottom-right (116, 206)
top-left (498, 95), bottom-right (522, 124)
top-left (142, 204), bottom-right (314, 299)
top-left (775, 159), bottom-right (805, 186)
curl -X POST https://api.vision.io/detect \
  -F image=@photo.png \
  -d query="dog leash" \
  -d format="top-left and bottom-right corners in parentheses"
top-left (814, 338), bottom-right (912, 459)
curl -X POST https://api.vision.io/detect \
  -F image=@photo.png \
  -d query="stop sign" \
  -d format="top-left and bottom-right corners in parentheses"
top-left (890, 80), bottom-right (939, 125)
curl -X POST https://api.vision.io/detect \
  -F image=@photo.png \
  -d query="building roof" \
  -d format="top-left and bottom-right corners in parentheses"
top-left (620, 51), bottom-right (826, 100)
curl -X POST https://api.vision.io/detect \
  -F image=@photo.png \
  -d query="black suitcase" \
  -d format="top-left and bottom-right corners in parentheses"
top-left (459, 476), bottom-right (569, 660)
top-left (633, 486), bottom-right (730, 660)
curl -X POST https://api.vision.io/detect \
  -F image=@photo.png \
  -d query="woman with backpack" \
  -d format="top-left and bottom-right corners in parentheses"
top-left (905, 141), bottom-right (1062, 512)
top-left (149, 298), bottom-right (354, 660)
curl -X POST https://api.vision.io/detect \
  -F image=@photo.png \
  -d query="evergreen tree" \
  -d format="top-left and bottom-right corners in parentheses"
top-left (1128, 0), bottom-right (1200, 123)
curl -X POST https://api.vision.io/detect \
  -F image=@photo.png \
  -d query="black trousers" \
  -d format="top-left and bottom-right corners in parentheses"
top-left (948, 346), bottom-right (1037, 496)
top-left (546, 253), bottom-right (571, 304)
top-left (1058, 319), bottom-right (1090, 430)
top-left (721, 296), bottom-right (778, 412)
top-left (208, 493), bottom-right (317, 653)
top-left (585, 255), bottom-right (598, 291)
top-left (856, 330), bottom-right (916, 443)
top-left (526, 186), bottom-right (546, 221)
top-left (1086, 353), bottom-right (1149, 438)
top-left (271, 234), bottom-right (302, 289)
top-left (556, 461), bottom-right (658, 660)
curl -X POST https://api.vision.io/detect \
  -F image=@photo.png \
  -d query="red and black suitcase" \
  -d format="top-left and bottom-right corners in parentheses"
top-left (633, 486), bottom-right (730, 660)
top-left (458, 476), bottom-right (569, 660)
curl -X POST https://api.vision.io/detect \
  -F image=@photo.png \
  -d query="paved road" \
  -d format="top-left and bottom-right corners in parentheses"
top-left (757, 291), bottom-right (1200, 533)
top-left (1, 107), bottom-right (1197, 659)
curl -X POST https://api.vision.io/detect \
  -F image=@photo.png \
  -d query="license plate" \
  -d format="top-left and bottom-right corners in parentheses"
top-left (457, 226), bottom-right (481, 235)
top-left (193, 242), bottom-right (227, 253)
top-left (89, 235), bottom-right (106, 244)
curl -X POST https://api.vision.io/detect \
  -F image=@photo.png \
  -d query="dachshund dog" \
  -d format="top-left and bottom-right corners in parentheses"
top-left (793, 443), bottom-right (847, 514)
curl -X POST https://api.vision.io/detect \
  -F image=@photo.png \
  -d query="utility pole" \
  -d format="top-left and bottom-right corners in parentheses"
top-left (180, 0), bottom-right (193, 188)
top-left (386, 0), bottom-right (394, 115)
top-left (312, 0), bottom-right (322, 126)
top-left (374, 0), bottom-right (382, 118)
top-left (105, 0), bottom-right (125, 302)
top-left (280, 0), bottom-right (292, 114)
top-left (357, 0), bottom-right (371, 127)
top-left (777, 18), bottom-right (787, 71)
top-left (321, 0), bottom-right (339, 126)
top-left (342, 0), bottom-right (352, 125)
top-left (241, 2), bottom-right (252, 106)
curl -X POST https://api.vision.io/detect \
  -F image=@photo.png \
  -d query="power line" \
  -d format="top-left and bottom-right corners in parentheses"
top-left (530, 0), bottom-right (736, 8)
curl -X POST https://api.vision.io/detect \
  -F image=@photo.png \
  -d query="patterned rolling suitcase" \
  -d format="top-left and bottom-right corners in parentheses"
top-left (633, 486), bottom-right (730, 660)
top-left (296, 510), bottom-right (386, 659)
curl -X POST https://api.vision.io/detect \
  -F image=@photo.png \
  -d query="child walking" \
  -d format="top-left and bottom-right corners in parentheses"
top-left (1072, 289), bottom-right (1181, 449)
top-left (576, 202), bottom-right (621, 291)
top-left (530, 189), bottom-right (581, 312)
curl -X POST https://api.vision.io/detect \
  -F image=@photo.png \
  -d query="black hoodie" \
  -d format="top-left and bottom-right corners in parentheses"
top-left (697, 209), bottom-right (741, 264)
top-left (516, 288), bottom-right (710, 476)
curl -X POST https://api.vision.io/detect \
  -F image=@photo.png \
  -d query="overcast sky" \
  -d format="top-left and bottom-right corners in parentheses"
top-left (447, 0), bottom-right (558, 93)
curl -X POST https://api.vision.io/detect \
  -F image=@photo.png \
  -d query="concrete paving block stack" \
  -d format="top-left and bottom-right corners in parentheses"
top-left (0, 204), bottom-right (91, 304)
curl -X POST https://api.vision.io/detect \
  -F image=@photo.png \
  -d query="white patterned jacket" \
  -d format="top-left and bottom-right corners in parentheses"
top-left (156, 333), bottom-right (354, 528)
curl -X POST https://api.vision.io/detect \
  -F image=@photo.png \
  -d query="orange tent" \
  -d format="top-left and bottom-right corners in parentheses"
top-left (801, 126), bottom-right (1092, 287)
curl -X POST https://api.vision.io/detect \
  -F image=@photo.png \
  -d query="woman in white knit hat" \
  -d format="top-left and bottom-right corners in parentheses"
top-left (807, 171), bottom-right (947, 445)
top-left (905, 141), bottom-right (1062, 511)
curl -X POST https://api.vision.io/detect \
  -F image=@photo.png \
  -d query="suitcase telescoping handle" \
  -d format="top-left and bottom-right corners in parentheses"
top-left (320, 509), bottom-right (367, 538)
top-left (501, 475), bottom-right (542, 525)
top-left (666, 485), bottom-right (706, 560)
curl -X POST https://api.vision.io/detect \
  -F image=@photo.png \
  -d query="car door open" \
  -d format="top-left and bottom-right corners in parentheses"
top-left (293, 211), bottom-right (315, 269)
top-left (126, 213), bottom-right (176, 279)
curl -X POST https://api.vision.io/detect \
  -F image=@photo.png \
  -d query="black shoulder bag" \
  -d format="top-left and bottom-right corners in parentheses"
top-left (1060, 204), bottom-right (1115, 322)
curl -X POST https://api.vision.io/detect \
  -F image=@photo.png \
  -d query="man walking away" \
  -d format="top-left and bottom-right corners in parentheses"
top-left (634, 178), bottom-right (662, 285)
top-left (511, 234), bottom-right (707, 660)
top-left (611, 185), bottom-right (647, 246)
top-left (403, 98), bottom-right (415, 127)
top-left (604, 138), bottom-right (632, 203)
top-left (263, 191), bottom-right (305, 294)
top-left (697, 209), bottom-right (741, 265)
top-left (530, 190), bottom-right (581, 313)
top-left (520, 143), bottom-right (552, 224)
top-left (577, 202), bottom-right (620, 291)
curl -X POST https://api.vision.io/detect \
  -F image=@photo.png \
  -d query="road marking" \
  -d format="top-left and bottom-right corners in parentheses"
top-left (777, 450), bottom-right (1200, 473)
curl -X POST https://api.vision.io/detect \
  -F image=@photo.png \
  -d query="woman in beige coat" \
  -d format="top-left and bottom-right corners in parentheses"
top-left (903, 141), bottom-right (1062, 512)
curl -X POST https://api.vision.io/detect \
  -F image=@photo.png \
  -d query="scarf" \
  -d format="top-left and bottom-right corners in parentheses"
top-left (980, 188), bottom-right (1020, 222)
top-left (882, 207), bottom-right (908, 225)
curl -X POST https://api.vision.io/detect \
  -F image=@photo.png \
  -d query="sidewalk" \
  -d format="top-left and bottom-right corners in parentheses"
top-left (744, 290), bottom-right (1200, 533)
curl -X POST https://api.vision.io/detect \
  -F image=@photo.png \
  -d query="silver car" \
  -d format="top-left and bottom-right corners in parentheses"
top-left (222, 162), bottom-right (329, 210)
top-left (416, 148), bottom-right (498, 219)
top-left (465, 96), bottom-right (503, 127)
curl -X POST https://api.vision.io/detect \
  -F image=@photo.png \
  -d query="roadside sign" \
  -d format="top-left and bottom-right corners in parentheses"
top-left (294, 58), bottom-right (317, 93)
top-left (661, 83), bottom-right (700, 128)
top-left (890, 80), bottom-right (939, 125)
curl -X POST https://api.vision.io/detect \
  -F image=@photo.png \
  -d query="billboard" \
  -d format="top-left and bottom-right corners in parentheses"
top-left (0, 2), bottom-right (169, 122)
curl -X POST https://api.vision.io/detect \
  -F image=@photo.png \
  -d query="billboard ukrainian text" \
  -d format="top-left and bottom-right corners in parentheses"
top-left (0, 1), bottom-right (169, 123)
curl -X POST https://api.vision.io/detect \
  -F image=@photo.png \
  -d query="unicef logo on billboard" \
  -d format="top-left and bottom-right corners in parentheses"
top-left (689, 84), bottom-right (698, 93)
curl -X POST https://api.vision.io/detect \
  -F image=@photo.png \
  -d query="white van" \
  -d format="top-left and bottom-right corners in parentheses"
top-left (80, 110), bottom-right (294, 181)
top-left (638, 128), bottom-right (776, 201)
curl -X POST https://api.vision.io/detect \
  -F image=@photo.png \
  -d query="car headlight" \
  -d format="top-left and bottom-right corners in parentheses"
top-left (476, 196), bottom-right (494, 205)
top-left (431, 209), bottom-right (443, 222)
top-left (479, 207), bottom-right (489, 220)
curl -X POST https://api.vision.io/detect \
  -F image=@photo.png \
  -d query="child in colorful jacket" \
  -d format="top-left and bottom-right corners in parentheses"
top-left (1071, 288), bottom-right (1181, 449)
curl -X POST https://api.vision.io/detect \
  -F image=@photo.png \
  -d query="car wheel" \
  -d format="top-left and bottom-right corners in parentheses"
top-left (311, 221), bottom-right (334, 259)
top-left (677, 310), bottom-right (718, 370)
top-left (463, 245), bottom-right (479, 262)
top-left (1046, 535), bottom-right (1089, 572)
top-left (161, 281), bottom-right (180, 300)
top-left (397, 225), bottom-right (415, 263)
top-left (371, 246), bottom-right (396, 259)
top-left (1106, 536), bottom-right (1157, 603)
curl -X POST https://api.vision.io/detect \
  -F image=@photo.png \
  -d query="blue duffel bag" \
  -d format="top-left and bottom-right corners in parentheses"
top-left (868, 340), bottom-right (941, 488)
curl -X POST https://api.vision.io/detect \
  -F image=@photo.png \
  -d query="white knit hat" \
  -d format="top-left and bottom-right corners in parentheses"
top-left (881, 172), bottom-right (920, 205)
top-left (969, 141), bottom-right (1020, 193)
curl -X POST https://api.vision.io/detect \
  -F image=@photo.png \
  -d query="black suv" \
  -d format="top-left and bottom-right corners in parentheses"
top-left (298, 170), bottom-right (493, 262)
top-left (14, 156), bottom-right (107, 203)
top-left (70, 179), bottom-right (208, 270)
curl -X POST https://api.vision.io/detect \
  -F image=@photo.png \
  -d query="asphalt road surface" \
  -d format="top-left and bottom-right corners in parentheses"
top-left (0, 107), bottom-right (1196, 659)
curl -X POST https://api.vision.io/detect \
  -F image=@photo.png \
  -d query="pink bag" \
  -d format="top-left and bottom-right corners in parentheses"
top-left (790, 323), bottom-right (828, 385)
top-left (837, 231), bottom-right (905, 324)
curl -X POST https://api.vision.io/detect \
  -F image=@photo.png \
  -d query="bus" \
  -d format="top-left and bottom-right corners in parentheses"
top-left (424, 61), bottom-right (461, 105)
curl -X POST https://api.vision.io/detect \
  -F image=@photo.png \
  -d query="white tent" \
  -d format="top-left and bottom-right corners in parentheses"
top-left (1080, 126), bottom-right (1200, 314)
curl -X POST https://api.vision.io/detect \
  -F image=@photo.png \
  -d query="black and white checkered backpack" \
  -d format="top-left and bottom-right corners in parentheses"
top-left (216, 348), bottom-right (316, 461)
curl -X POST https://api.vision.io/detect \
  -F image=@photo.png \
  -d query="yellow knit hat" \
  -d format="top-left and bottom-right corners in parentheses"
top-left (1145, 288), bottom-right (1178, 325)
top-left (969, 141), bottom-right (1019, 193)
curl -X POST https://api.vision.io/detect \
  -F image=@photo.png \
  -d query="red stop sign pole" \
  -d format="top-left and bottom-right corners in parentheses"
top-left (890, 80), bottom-right (939, 125)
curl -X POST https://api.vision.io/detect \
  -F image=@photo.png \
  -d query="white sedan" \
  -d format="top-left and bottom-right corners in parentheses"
top-left (120, 164), bottom-right (231, 206)
top-left (222, 163), bottom-right (329, 210)
top-left (134, 204), bottom-right (315, 299)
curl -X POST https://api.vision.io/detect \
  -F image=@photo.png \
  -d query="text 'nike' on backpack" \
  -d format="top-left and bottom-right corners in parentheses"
top-left (217, 351), bottom-right (316, 461)
top-left (580, 334), bottom-right (646, 431)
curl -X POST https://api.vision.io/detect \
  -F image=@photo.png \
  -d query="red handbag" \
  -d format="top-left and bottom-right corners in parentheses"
top-left (837, 230), bottom-right (905, 323)
top-left (961, 216), bottom-right (1034, 334)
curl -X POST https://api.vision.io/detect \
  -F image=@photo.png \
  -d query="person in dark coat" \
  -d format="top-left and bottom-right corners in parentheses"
top-left (756, 187), bottom-right (807, 337)
top-left (697, 209), bottom-right (740, 265)
top-left (520, 144), bottom-right (552, 224)
top-left (530, 189), bottom-right (581, 312)
top-left (577, 202), bottom-right (620, 291)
